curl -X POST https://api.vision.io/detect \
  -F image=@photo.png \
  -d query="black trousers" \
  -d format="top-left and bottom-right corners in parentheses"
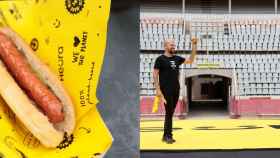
top-left (161, 88), bottom-right (180, 137)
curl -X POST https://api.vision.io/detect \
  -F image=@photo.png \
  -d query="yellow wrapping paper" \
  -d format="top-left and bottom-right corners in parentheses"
top-left (0, 0), bottom-right (112, 157)
top-left (152, 96), bottom-right (160, 113)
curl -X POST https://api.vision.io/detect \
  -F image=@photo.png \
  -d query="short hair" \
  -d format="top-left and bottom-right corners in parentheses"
top-left (164, 39), bottom-right (175, 47)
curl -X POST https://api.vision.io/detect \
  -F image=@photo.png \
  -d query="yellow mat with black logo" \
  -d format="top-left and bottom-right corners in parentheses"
top-left (141, 119), bottom-right (280, 150)
top-left (0, 0), bottom-right (112, 157)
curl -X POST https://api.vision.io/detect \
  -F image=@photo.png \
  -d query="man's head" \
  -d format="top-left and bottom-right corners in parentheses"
top-left (164, 39), bottom-right (176, 54)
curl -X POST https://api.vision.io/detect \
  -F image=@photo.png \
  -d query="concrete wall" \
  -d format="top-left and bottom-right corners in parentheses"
top-left (140, 0), bottom-right (276, 14)
top-left (97, 0), bottom-right (139, 157)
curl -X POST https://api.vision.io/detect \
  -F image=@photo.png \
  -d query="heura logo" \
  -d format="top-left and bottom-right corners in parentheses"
top-left (57, 133), bottom-right (74, 149)
top-left (170, 61), bottom-right (176, 69)
top-left (30, 38), bottom-right (39, 52)
top-left (72, 32), bottom-right (88, 65)
top-left (65, 0), bottom-right (85, 15)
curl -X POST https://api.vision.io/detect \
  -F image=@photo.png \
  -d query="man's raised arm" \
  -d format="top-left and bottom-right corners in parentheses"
top-left (184, 38), bottom-right (197, 64)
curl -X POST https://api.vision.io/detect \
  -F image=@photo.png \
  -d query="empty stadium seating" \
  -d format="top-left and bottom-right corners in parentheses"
top-left (140, 13), bottom-right (280, 98)
top-left (140, 53), bottom-right (280, 96)
top-left (140, 13), bottom-right (280, 118)
top-left (140, 14), bottom-right (280, 51)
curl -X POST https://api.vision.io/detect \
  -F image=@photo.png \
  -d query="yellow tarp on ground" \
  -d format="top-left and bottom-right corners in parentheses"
top-left (141, 119), bottom-right (280, 150)
top-left (0, 0), bottom-right (112, 157)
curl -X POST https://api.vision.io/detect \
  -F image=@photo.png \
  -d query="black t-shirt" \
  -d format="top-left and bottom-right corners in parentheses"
top-left (154, 55), bottom-right (185, 93)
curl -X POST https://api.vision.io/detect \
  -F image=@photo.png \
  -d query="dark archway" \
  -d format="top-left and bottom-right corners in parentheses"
top-left (185, 74), bottom-right (232, 118)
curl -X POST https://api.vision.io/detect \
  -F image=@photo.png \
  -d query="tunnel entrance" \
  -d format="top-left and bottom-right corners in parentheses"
top-left (185, 74), bottom-right (232, 119)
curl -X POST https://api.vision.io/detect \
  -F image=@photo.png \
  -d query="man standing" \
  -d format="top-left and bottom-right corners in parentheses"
top-left (153, 38), bottom-right (197, 144)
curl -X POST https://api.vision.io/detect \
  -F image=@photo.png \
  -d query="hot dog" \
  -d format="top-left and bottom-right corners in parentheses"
top-left (0, 33), bottom-right (64, 123)
top-left (0, 27), bottom-right (75, 148)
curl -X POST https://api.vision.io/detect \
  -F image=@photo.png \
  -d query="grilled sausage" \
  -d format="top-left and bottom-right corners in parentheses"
top-left (0, 32), bottom-right (64, 123)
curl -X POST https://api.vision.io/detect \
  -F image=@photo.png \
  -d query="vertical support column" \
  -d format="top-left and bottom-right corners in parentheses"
top-left (232, 68), bottom-right (239, 116)
top-left (182, 0), bottom-right (186, 95)
top-left (179, 68), bottom-right (186, 116)
top-left (180, 69), bottom-right (186, 98)
top-left (183, 0), bottom-right (186, 37)
top-left (229, 0), bottom-right (231, 14)
top-left (275, 0), bottom-right (278, 14)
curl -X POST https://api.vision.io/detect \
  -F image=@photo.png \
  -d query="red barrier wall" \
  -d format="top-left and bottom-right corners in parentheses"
top-left (141, 96), bottom-right (280, 118)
